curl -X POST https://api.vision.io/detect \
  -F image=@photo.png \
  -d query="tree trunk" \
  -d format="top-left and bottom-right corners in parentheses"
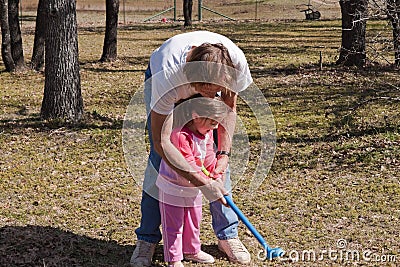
top-left (31, 0), bottom-right (47, 71)
top-left (0, 0), bottom-right (15, 71)
top-left (100, 0), bottom-right (119, 62)
top-left (387, 0), bottom-right (400, 66)
top-left (41, 0), bottom-right (84, 121)
top-left (337, 0), bottom-right (368, 67)
top-left (183, 0), bottom-right (193, 27)
top-left (8, 0), bottom-right (25, 71)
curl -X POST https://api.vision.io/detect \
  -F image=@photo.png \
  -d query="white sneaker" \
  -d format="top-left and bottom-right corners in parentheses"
top-left (218, 237), bottom-right (251, 264)
top-left (184, 250), bottom-right (215, 263)
top-left (129, 240), bottom-right (156, 267)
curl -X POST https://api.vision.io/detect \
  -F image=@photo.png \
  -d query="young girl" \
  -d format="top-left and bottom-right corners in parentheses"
top-left (156, 97), bottom-right (229, 267)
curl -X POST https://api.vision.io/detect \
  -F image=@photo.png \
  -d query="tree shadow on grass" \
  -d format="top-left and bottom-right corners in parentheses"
top-left (0, 225), bottom-right (165, 267)
top-left (0, 112), bottom-right (126, 133)
top-left (0, 225), bottom-right (229, 267)
top-left (276, 124), bottom-right (399, 144)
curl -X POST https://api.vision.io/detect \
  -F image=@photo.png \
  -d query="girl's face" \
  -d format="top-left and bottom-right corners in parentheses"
top-left (192, 117), bottom-right (219, 135)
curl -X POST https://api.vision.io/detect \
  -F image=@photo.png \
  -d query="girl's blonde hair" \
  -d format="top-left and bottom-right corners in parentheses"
top-left (173, 97), bottom-right (229, 129)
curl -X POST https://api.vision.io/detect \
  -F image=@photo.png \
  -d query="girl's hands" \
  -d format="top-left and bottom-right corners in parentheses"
top-left (210, 154), bottom-right (229, 180)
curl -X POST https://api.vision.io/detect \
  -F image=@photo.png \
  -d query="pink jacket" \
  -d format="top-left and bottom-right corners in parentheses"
top-left (156, 127), bottom-right (218, 206)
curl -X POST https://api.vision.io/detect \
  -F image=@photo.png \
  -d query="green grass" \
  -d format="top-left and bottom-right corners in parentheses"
top-left (1, 19), bottom-right (399, 266)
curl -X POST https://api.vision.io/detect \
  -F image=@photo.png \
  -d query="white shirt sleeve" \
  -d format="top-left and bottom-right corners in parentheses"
top-left (150, 65), bottom-right (196, 115)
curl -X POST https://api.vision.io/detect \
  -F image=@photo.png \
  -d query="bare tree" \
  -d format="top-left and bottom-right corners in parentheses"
top-left (0, 0), bottom-right (25, 71)
top-left (100, 0), bottom-right (119, 62)
top-left (31, 0), bottom-right (47, 71)
top-left (183, 0), bottom-right (193, 27)
top-left (41, 0), bottom-right (84, 121)
top-left (8, 0), bottom-right (25, 70)
top-left (0, 0), bottom-right (15, 71)
top-left (386, 0), bottom-right (400, 66)
top-left (337, 0), bottom-right (369, 67)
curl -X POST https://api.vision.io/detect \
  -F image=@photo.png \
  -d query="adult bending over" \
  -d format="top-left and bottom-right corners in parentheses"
top-left (130, 30), bottom-right (254, 266)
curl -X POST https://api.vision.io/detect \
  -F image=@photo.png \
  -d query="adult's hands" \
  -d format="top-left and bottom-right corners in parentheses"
top-left (200, 179), bottom-right (228, 206)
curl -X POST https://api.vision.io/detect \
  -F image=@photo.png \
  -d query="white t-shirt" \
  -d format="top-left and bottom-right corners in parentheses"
top-left (149, 31), bottom-right (253, 115)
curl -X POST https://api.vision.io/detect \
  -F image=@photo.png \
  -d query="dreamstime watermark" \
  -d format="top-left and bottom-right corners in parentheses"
top-left (258, 239), bottom-right (397, 263)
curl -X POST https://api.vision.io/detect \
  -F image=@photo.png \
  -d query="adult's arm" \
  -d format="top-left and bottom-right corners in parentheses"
top-left (151, 110), bottom-right (228, 204)
top-left (211, 91), bottom-right (237, 177)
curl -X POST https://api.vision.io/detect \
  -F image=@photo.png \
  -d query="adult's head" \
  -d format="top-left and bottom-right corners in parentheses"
top-left (184, 43), bottom-right (236, 98)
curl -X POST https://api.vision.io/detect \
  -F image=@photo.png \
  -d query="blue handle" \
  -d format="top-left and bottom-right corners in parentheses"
top-left (224, 195), bottom-right (284, 259)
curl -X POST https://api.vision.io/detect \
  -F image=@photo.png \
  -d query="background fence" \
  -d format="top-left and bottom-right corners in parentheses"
top-left (20, 0), bottom-right (342, 24)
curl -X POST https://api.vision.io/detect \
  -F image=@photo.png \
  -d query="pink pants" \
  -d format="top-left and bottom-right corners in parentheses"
top-left (159, 190), bottom-right (202, 262)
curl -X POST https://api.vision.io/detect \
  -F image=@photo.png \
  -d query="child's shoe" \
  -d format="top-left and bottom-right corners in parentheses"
top-left (184, 251), bottom-right (215, 263)
top-left (168, 261), bottom-right (184, 267)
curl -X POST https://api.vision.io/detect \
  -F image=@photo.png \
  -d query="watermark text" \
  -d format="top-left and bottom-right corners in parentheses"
top-left (258, 239), bottom-right (397, 263)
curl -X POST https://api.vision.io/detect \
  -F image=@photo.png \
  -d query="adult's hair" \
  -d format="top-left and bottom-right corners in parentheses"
top-left (187, 43), bottom-right (234, 67)
top-left (184, 43), bottom-right (236, 93)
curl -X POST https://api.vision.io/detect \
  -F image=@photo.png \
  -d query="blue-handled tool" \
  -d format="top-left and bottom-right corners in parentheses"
top-left (200, 167), bottom-right (284, 259)
top-left (224, 195), bottom-right (284, 260)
